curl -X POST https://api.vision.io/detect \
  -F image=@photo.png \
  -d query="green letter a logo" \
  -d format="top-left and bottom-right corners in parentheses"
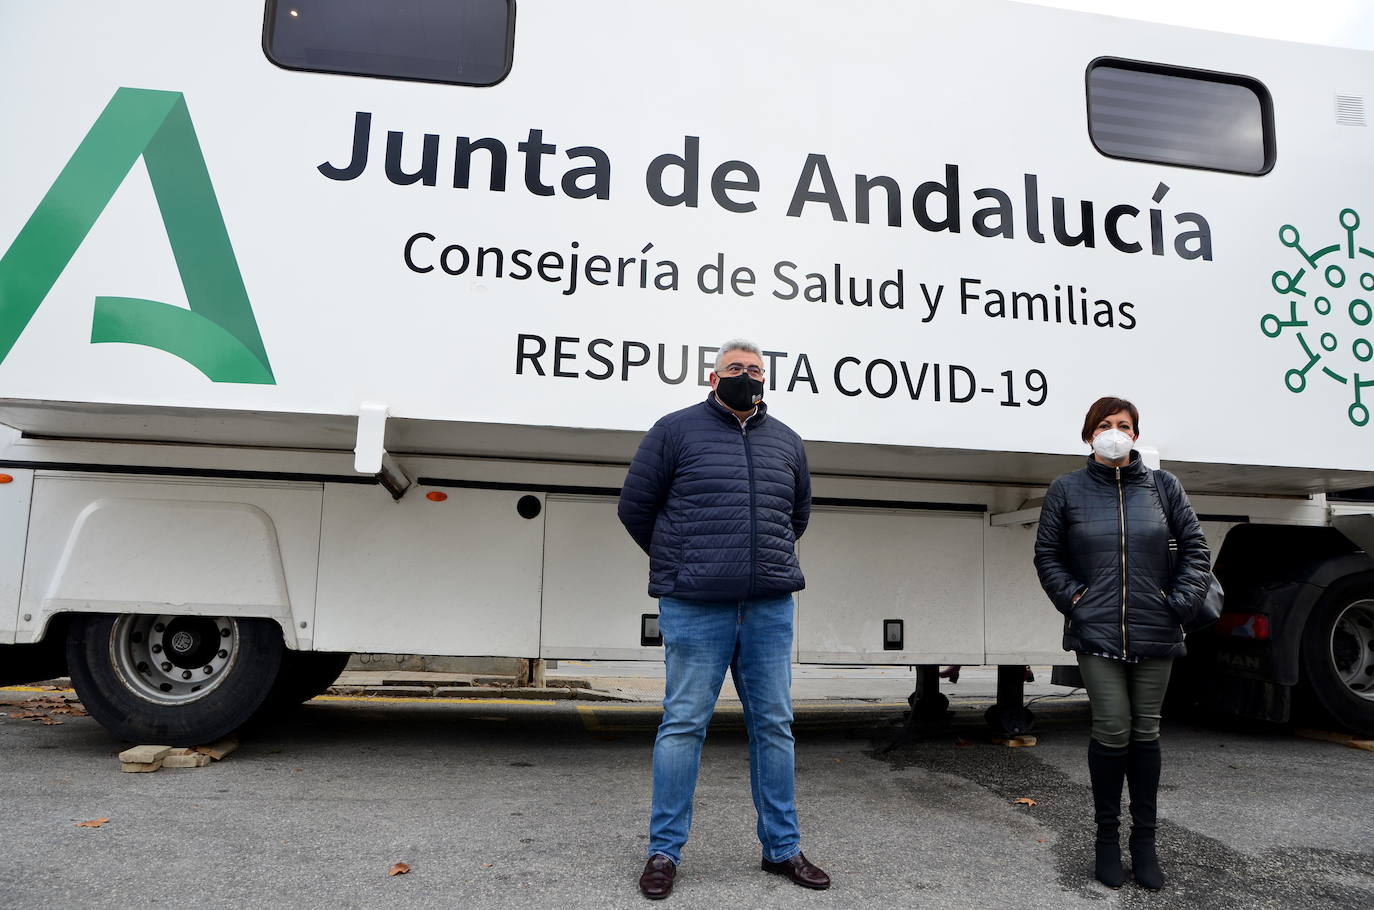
top-left (0, 87), bottom-right (274, 383)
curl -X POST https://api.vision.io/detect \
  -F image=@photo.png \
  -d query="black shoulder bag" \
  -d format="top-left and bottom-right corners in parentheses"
top-left (1150, 469), bottom-right (1224, 631)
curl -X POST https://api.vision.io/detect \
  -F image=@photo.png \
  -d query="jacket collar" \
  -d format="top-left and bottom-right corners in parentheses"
top-left (1083, 448), bottom-right (1148, 483)
top-left (705, 392), bottom-right (768, 428)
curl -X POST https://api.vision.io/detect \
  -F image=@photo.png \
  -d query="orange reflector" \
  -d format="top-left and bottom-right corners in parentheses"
top-left (0, 474), bottom-right (12, 484)
top-left (425, 491), bottom-right (448, 502)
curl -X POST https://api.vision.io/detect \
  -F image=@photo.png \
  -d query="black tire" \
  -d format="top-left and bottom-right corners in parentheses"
top-left (260, 650), bottom-right (352, 714)
top-left (66, 613), bottom-right (284, 746)
top-left (984, 703), bottom-right (1037, 738)
top-left (1298, 579), bottom-right (1374, 735)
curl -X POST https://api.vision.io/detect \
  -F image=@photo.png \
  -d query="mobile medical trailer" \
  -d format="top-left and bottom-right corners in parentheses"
top-left (2, 0), bottom-right (1373, 745)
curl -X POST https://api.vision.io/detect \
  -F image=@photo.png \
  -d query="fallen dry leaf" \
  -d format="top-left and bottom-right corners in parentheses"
top-left (74, 818), bottom-right (109, 828)
top-left (388, 862), bottom-right (411, 877)
top-left (1014, 797), bottom-right (1037, 808)
top-left (40, 717), bottom-right (62, 725)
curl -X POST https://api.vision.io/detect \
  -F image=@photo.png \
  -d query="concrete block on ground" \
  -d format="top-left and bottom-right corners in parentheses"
top-left (120, 760), bottom-right (162, 773)
top-left (194, 738), bottom-right (239, 761)
top-left (118, 745), bottom-right (171, 764)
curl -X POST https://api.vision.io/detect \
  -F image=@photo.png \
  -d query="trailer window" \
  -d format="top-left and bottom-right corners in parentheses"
top-left (263, 0), bottom-right (515, 87)
top-left (1086, 59), bottom-right (1274, 175)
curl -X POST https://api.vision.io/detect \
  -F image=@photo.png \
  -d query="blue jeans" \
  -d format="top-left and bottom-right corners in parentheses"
top-left (647, 594), bottom-right (801, 866)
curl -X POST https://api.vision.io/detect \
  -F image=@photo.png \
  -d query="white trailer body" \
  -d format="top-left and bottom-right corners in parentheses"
top-left (1, 0), bottom-right (1372, 742)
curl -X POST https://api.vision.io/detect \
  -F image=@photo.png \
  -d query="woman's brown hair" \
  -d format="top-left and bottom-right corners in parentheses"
top-left (1080, 397), bottom-right (1139, 443)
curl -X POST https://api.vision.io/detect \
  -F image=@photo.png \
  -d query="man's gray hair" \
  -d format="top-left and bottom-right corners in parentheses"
top-left (715, 339), bottom-right (762, 370)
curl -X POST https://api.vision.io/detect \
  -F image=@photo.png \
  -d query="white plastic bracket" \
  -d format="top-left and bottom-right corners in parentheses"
top-left (354, 402), bottom-right (412, 500)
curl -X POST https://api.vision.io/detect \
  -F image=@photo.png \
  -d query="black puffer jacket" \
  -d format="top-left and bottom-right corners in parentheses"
top-left (618, 393), bottom-right (811, 601)
top-left (1033, 452), bottom-right (1211, 659)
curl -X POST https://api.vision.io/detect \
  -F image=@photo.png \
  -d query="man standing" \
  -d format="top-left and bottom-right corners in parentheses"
top-left (618, 339), bottom-right (829, 899)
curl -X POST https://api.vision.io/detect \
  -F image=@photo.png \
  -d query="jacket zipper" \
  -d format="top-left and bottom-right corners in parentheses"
top-left (742, 414), bottom-right (757, 597)
top-left (1116, 466), bottom-right (1129, 658)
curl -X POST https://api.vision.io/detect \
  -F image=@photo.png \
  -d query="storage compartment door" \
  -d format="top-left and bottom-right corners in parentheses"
top-left (797, 507), bottom-right (985, 664)
top-left (983, 523), bottom-right (1064, 664)
top-left (315, 485), bottom-right (544, 657)
top-left (540, 495), bottom-right (664, 661)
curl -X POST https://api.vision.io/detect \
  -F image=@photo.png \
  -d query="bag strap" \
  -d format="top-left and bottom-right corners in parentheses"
top-left (1149, 468), bottom-right (1182, 542)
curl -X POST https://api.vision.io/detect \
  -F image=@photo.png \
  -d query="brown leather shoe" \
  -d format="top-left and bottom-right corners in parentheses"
top-left (639, 854), bottom-right (676, 900)
top-left (761, 852), bottom-right (831, 889)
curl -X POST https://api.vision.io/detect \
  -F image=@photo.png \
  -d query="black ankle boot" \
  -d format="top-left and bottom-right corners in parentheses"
top-left (1087, 740), bottom-right (1129, 888)
top-left (1127, 739), bottom-right (1165, 890)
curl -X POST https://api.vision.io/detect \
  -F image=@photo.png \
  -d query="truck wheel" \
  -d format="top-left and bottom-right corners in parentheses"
top-left (66, 613), bottom-right (283, 746)
top-left (259, 650), bottom-right (352, 714)
top-left (1299, 582), bottom-right (1374, 735)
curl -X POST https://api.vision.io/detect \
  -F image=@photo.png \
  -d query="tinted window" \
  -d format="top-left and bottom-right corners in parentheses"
top-left (1087, 60), bottom-right (1274, 175)
top-left (264, 0), bottom-right (515, 87)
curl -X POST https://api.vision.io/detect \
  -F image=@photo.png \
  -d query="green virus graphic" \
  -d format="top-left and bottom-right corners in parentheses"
top-left (1263, 209), bottom-right (1374, 427)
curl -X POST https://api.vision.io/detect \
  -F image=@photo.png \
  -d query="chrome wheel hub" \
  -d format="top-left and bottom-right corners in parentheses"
top-left (110, 614), bottom-right (240, 705)
top-left (1330, 599), bottom-right (1374, 701)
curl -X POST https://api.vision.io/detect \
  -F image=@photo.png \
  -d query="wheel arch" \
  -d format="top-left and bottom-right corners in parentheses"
top-left (23, 486), bottom-right (316, 649)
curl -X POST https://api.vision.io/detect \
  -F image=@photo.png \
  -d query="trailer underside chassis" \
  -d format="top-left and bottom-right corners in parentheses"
top-left (900, 664), bottom-right (1036, 739)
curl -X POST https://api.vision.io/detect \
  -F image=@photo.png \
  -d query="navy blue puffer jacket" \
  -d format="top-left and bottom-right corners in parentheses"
top-left (618, 393), bottom-right (811, 601)
top-left (1033, 452), bottom-right (1212, 659)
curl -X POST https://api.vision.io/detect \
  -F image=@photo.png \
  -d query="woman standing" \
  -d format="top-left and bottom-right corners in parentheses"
top-left (1033, 397), bottom-right (1212, 891)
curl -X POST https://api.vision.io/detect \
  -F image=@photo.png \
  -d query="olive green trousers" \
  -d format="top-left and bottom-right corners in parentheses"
top-left (1076, 653), bottom-right (1174, 748)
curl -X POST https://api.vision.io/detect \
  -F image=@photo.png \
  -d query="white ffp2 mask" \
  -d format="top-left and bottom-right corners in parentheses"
top-left (1092, 428), bottom-right (1134, 462)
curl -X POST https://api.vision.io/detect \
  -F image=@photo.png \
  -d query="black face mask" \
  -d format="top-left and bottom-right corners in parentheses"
top-left (715, 373), bottom-right (764, 411)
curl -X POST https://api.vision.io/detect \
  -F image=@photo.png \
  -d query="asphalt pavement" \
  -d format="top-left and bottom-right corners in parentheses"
top-left (1, 668), bottom-right (1371, 910)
